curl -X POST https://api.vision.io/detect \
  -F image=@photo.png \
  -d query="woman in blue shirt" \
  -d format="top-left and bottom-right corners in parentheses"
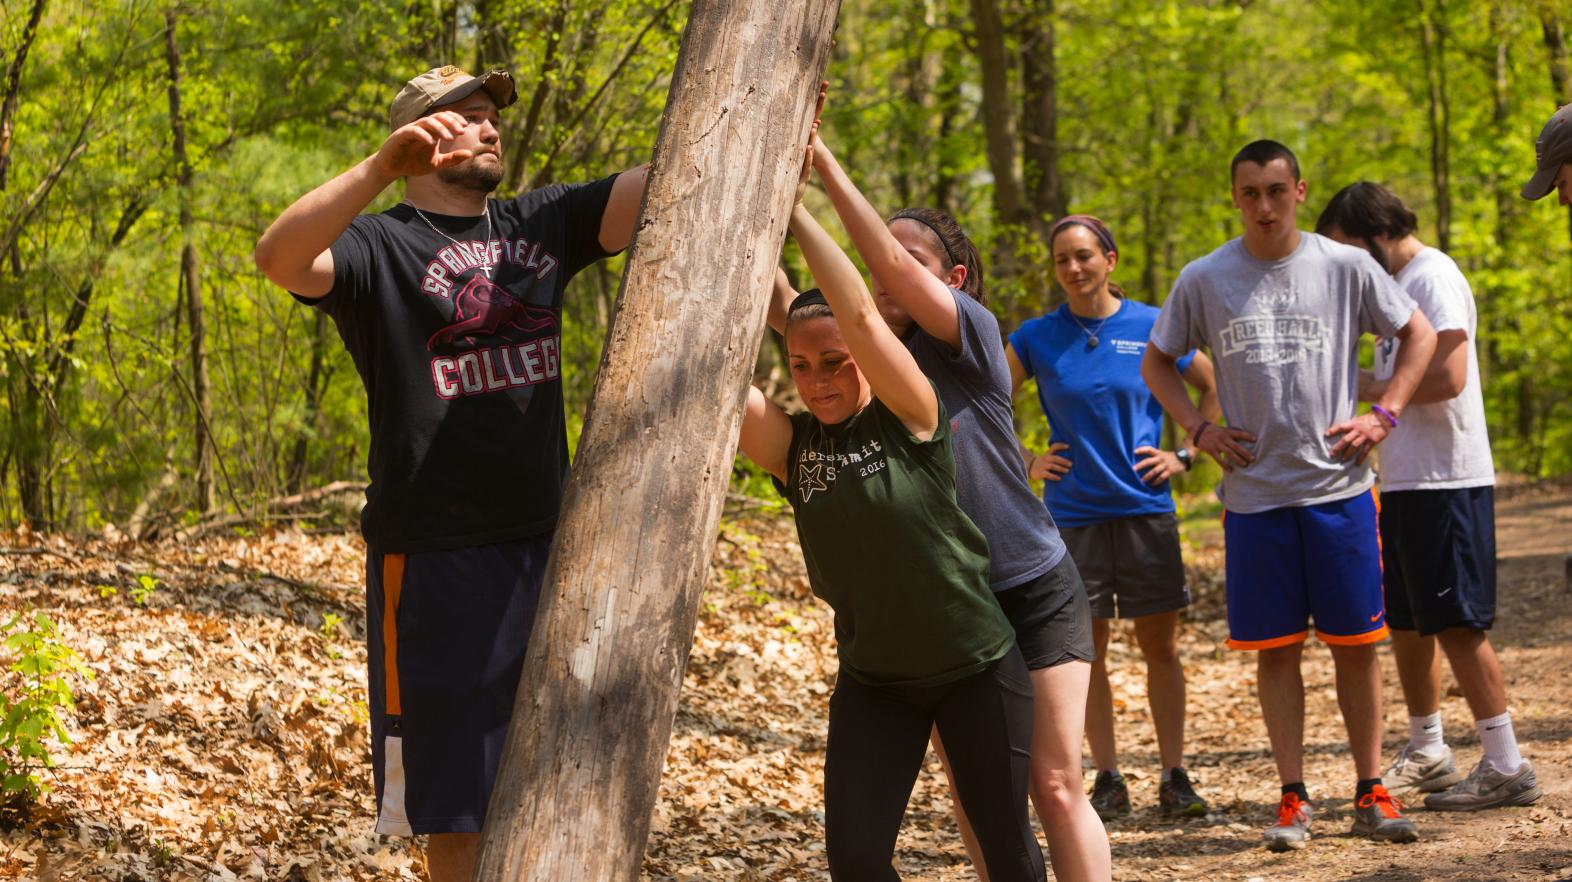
top-left (1006, 215), bottom-right (1220, 823)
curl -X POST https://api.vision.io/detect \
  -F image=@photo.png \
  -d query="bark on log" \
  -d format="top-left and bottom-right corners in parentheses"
top-left (471, 3), bottom-right (840, 880)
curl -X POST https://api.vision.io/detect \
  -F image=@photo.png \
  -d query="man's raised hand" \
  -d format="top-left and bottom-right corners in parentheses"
top-left (373, 111), bottom-right (475, 179)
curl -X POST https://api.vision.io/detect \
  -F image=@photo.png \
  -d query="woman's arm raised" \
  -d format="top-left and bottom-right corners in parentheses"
top-left (791, 200), bottom-right (938, 439)
top-left (812, 137), bottom-right (962, 350)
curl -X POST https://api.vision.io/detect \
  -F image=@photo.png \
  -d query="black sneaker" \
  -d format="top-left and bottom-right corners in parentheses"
top-left (1089, 770), bottom-right (1131, 821)
top-left (1158, 767), bottom-right (1209, 817)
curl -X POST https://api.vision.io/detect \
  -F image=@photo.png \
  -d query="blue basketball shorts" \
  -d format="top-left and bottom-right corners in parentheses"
top-left (1380, 486), bottom-right (1496, 635)
top-left (1222, 489), bottom-right (1387, 650)
top-left (365, 534), bottom-right (551, 835)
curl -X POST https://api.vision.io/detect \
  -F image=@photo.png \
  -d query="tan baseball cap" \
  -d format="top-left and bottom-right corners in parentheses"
top-left (1522, 103), bottom-right (1572, 200)
top-left (389, 65), bottom-right (517, 131)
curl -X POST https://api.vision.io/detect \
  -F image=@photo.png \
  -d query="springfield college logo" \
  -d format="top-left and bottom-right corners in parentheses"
top-left (421, 238), bottom-right (564, 400)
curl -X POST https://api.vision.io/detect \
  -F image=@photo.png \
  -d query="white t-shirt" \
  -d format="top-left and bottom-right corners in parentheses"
top-left (1372, 247), bottom-right (1494, 491)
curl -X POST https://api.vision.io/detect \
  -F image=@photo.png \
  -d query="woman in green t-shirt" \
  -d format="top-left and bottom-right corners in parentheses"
top-left (737, 148), bottom-right (1044, 881)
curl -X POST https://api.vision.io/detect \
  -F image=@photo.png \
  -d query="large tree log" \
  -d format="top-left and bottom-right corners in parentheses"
top-left (472, 3), bottom-right (841, 880)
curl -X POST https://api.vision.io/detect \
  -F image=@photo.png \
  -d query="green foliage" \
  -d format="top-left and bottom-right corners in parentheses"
top-left (1, 0), bottom-right (1569, 535)
top-left (130, 573), bottom-right (160, 606)
top-left (318, 612), bottom-right (344, 659)
top-left (0, 610), bottom-right (94, 809)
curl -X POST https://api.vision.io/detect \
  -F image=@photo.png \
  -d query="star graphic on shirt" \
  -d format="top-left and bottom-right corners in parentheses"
top-left (798, 462), bottom-right (829, 503)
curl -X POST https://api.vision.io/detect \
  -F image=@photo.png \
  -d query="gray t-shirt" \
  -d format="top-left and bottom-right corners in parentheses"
top-left (1150, 233), bottom-right (1416, 513)
top-left (908, 289), bottom-right (1069, 590)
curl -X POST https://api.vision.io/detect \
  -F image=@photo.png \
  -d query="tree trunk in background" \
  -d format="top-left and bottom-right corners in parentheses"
top-left (505, 0), bottom-right (568, 191)
top-left (1542, 5), bottom-right (1572, 245)
top-left (1545, 6), bottom-right (1570, 101)
top-left (1019, 0), bottom-right (1065, 234)
top-left (1483, 0), bottom-right (1514, 391)
top-left (287, 310), bottom-right (331, 494)
top-left (894, 0), bottom-right (944, 208)
top-left (970, 0), bottom-right (1024, 258)
top-left (472, 0), bottom-right (513, 75)
top-left (470, 2), bottom-right (839, 879)
top-left (6, 301), bottom-right (46, 528)
top-left (1420, 0), bottom-right (1452, 253)
top-left (0, 0), bottom-right (48, 193)
top-left (165, 11), bottom-right (213, 513)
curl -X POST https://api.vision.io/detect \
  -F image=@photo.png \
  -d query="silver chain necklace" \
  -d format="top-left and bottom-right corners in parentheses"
top-left (408, 201), bottom-right (493, 276)
top-left (1068, 304), bottom-right (1116, 348)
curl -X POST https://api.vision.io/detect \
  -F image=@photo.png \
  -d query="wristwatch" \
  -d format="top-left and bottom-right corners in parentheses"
top-left (1175, 447), bottom-right (1193, 471)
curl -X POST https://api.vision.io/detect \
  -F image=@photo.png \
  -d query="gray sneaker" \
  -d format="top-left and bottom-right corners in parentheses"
top-left (1263, 792), bottom-right (1313, 851)
top-left (1424, 759), bottom-right (1543, 811)
top-left (1384, 744), bottom-right (1465, 795)
top-left (1351, 785), bottom-right (1419, 843)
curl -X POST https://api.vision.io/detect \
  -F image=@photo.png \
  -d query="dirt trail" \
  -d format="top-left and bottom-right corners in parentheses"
top-left (1, 485), bottom-right (1569, 881)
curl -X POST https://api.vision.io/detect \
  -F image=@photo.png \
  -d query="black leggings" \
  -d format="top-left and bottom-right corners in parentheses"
top-left (823, 648), bottom-right (1044, 881)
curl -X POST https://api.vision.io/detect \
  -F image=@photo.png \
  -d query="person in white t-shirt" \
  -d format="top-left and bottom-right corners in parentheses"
top-left (1317, 182), bottom-right (1542, 812)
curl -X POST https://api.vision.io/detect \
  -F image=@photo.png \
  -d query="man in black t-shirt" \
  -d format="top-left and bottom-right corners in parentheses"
top-left (254, 65), bottom-right (646, 882)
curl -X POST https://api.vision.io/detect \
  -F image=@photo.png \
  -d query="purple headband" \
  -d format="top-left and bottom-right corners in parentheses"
top-left (1050, 214), bottom-right (1117, 256)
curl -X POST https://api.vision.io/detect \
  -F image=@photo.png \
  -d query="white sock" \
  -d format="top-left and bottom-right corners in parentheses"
top-left (1408, 711), bottom-right (1444, 754)
top-left (1477, 712), bottom-right (1523, 774)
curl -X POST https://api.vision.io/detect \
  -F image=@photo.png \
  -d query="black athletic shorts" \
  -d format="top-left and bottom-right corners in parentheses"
top-left (365, 534), bottom-right (550, 835)
top-left (1380, 486), bottom-right (1496, 635)
top-left (993, 554), bottom-right (1096, 669)
top-left (1061, 513), bottom-right (1190, 620)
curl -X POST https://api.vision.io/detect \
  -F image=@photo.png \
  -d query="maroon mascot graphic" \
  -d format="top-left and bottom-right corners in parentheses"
top-left (428, 274), bottom-right (556, 350)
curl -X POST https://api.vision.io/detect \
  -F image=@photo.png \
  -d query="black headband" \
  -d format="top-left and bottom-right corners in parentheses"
top-left (894, 214), bottom-right (961, 270)
top-left (787, 287), bottom-right (828, 315)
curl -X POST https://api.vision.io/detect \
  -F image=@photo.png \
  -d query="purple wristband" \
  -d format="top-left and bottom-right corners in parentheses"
top-left (1371, 404), bottom-right (1399, 428)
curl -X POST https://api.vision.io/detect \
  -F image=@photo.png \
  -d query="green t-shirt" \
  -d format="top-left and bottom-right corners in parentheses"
top-left (778, 395), bottom-right (1015, 687)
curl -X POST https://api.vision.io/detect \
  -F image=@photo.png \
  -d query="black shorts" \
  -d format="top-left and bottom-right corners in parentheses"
top-left (1062, 513), bottom-right (1190, 620)
top-left (1380, 486), bottom-right (1496, 635)
top-left (993, 554), bottom-right (1096, 669)
top-left (365, 535), bottom-right (550, 835)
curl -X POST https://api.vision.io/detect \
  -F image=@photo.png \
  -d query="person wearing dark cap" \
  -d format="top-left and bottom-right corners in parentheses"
top-left (253, 65), bottom-right (647, 881)
top-left (1006, 214), bottom-right (1220, 824)
top-left (1522, 103), bottom-right (1572, 205)
top-left (738, 143), bottom-right (1045, 882)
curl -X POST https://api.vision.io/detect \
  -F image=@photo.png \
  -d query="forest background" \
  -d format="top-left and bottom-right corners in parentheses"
top-left (3, 0), bottom-right (1571, 534)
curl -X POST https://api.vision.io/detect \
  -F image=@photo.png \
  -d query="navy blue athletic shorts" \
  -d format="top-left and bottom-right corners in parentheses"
top-left (365, 534), bottom-right (550, 835)
top-left (1222, 489), bottom-right (1387, 650)
top-left (1379, 486), bottom-right (1496, 635)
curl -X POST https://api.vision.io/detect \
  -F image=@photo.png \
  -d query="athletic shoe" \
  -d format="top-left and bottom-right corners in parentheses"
top-left (1384, 744), bottom-right (1464, 795)
top-left (1089, 770), bottom-right (1131, 821)
top-left (1424, 759), bottom-right (1543, 811)
top-left (1158, 767), bottom-right (1209, 817)
top-left (1351, 784), bottom-right (1419, 843)
top-left (1262, 792), bottom-right (1313, 851)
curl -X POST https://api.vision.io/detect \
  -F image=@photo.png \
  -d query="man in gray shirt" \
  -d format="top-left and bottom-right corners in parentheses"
top-left (1142, 140), bottom-right (1436, 852)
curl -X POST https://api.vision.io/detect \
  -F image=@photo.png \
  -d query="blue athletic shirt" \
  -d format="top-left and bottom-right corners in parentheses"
top-left (1009, 298), bottom-right (1195, 528)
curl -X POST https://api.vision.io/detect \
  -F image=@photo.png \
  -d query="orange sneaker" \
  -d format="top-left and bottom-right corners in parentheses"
top-left (1352, 784), bottom-right (1419, 843)
top-left (1263, 791), bottom-right (1314, 851)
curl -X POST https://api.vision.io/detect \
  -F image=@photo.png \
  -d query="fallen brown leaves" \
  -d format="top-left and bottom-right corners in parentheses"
top-left (2, 487), bottom-right (1571, 882)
